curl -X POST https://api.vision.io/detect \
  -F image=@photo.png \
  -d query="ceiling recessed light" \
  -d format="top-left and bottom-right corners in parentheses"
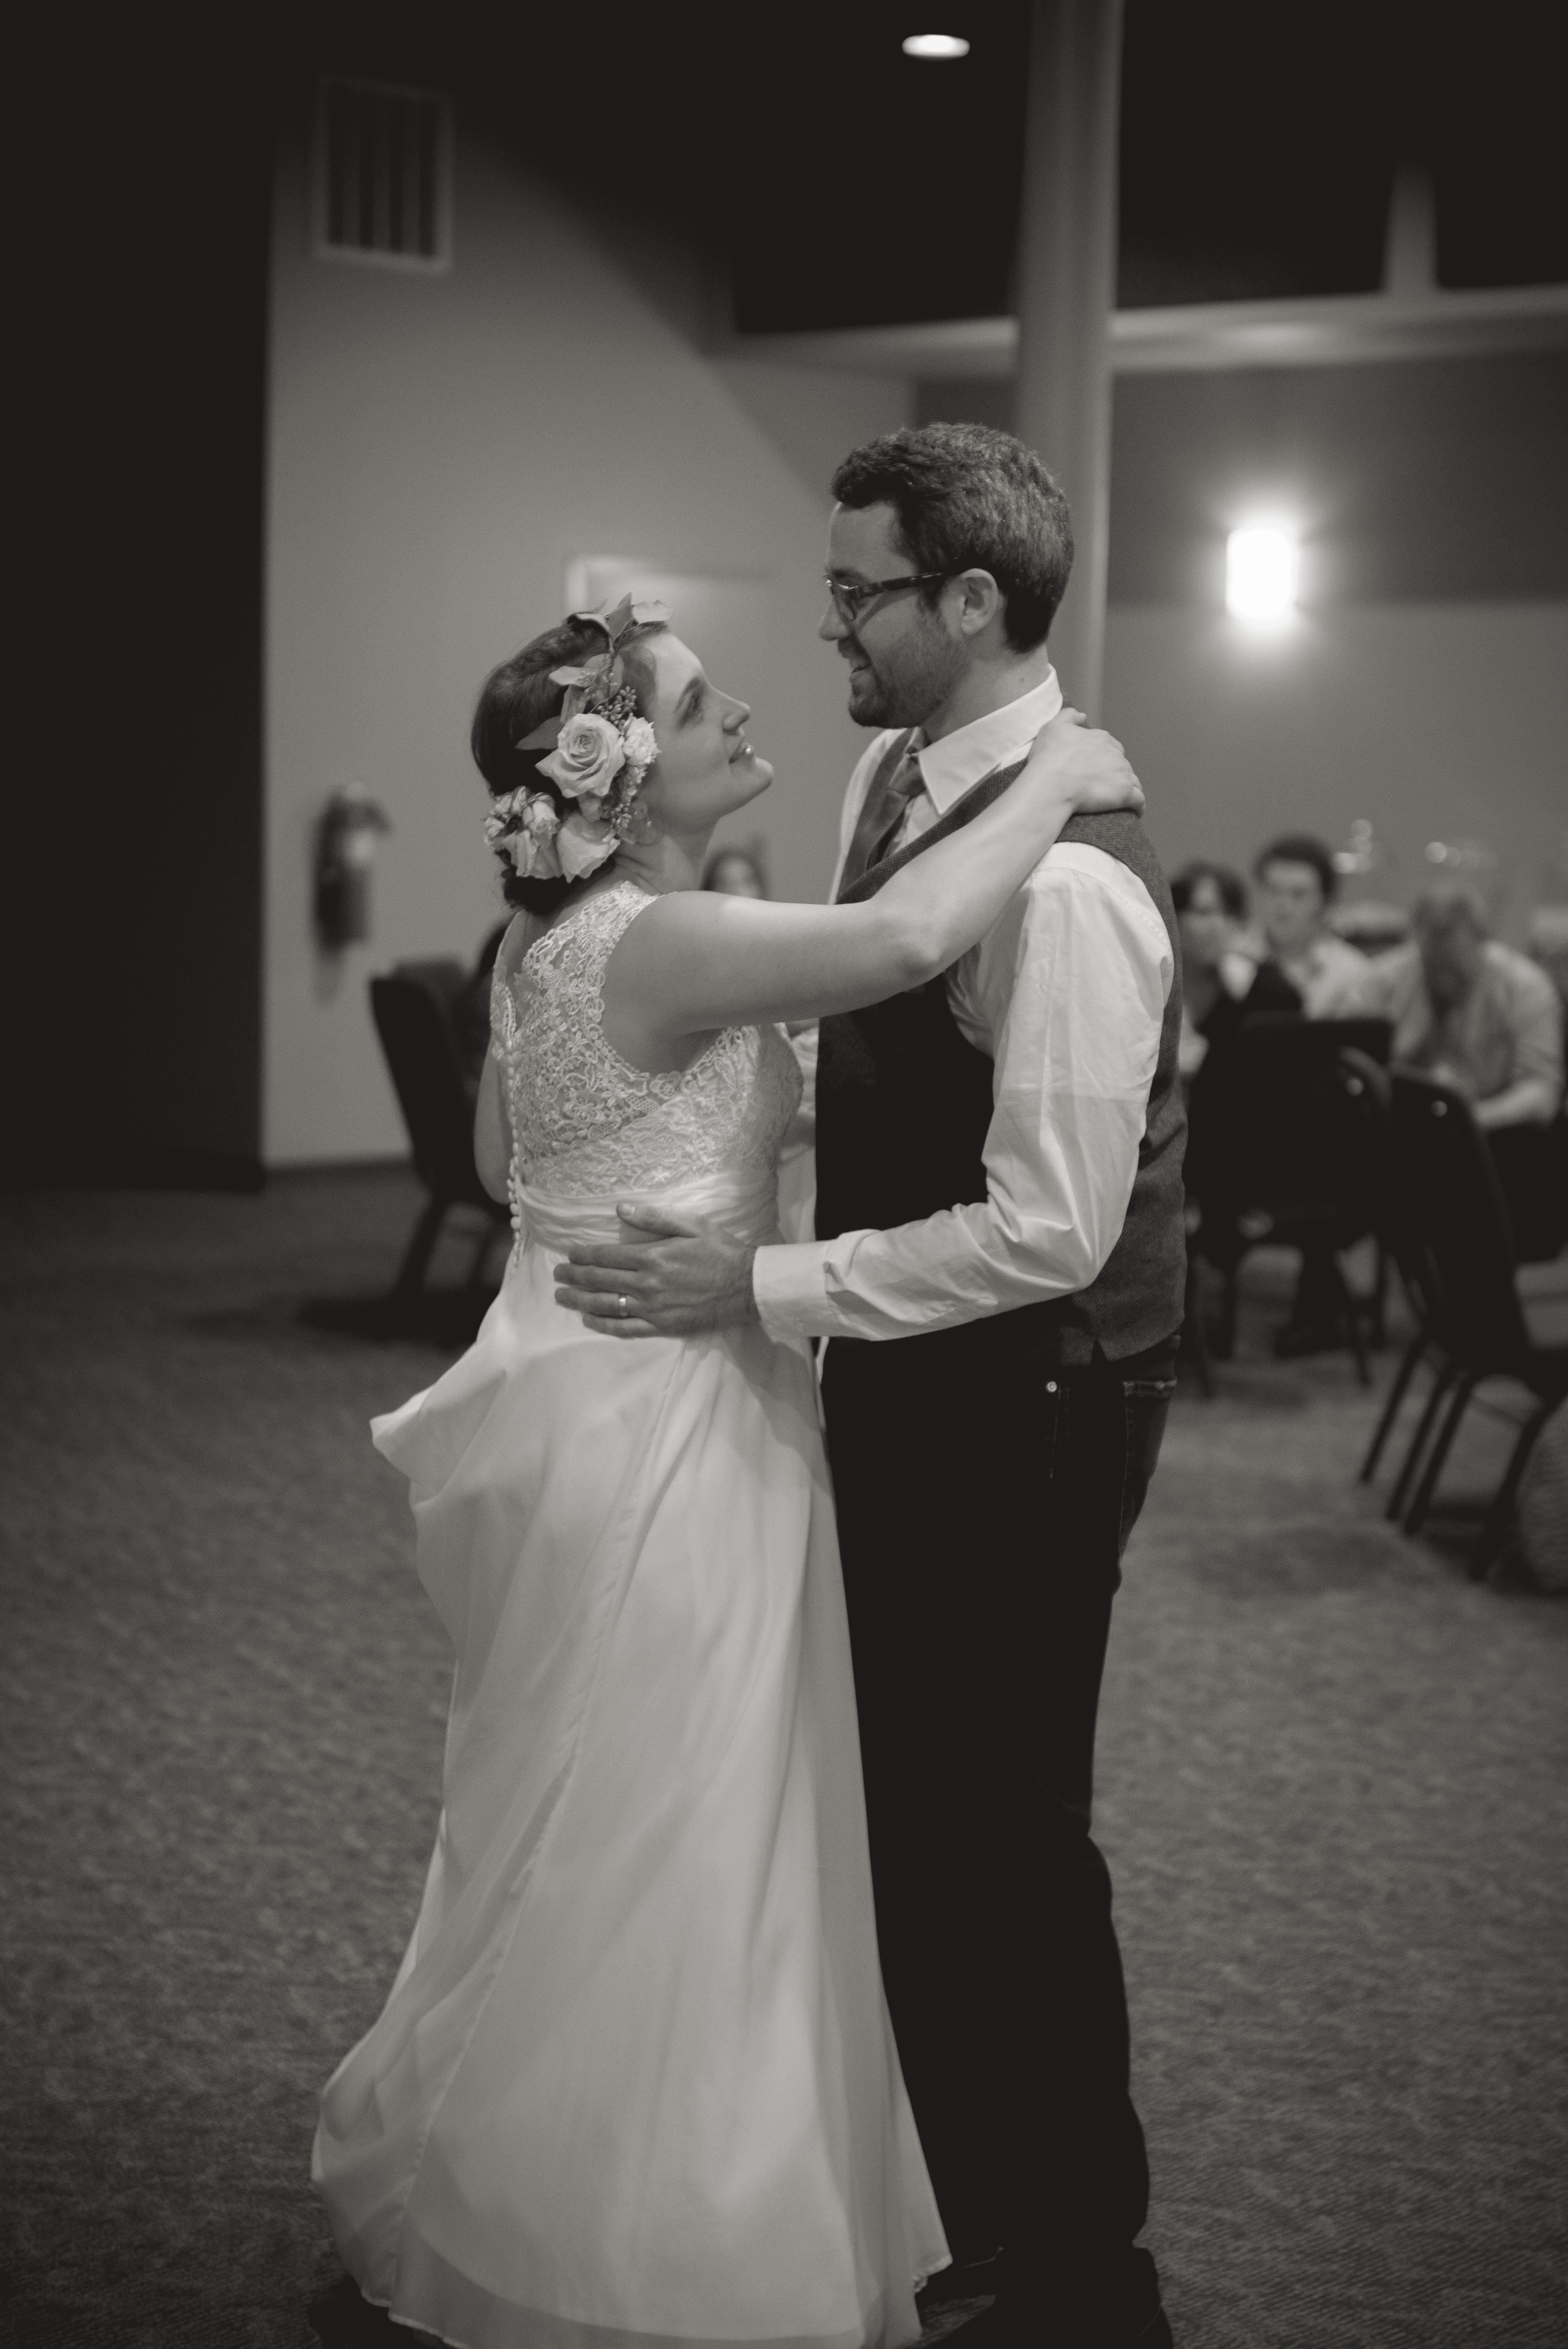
top-left (902, 34), bottom-right (971, 60)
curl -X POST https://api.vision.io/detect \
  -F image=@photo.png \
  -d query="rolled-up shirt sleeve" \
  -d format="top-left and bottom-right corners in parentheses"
top-left (752, 844), bottom-right (1173, 1343)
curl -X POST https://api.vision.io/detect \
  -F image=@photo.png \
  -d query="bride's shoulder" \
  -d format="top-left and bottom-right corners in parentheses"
top-left (609, 884), bottom-right (747, 959)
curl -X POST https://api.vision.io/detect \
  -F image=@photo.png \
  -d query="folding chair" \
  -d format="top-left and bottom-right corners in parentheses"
top-left (1377, 1073), bottom-right (1568, 1576)
top-left (370, 970), bottom-right (511, 1302)
top-left (1190, 1018), bottom-right (1392, 1383)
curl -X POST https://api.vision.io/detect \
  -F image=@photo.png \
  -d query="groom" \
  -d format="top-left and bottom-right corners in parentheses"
top-left (557, 423), bottom-right (1185, 2349)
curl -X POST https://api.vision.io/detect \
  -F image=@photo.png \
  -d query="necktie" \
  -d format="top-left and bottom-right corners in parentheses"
top-left (839, 741), bottom-right (926, 895)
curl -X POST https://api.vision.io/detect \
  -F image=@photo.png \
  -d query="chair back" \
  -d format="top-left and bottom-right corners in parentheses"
top-left (1322, 1014), bottom-right (1395, 1064)
top-left (1242, 1012), bottom-right (1394, 1065)
top-left (1209, 1021), bottom-right (1385, 1241)
top-left (392, 955), bottom-right (467, 1011)
top-left (1342, 1050), bottom-right (1431, 1324)
top-left (1335, 1046), bottom-right (1400, 1249)
top-left (370, 973), bottom-right (491, 1208)
top-left (1388, 1071), bottom-right (1529, 1366)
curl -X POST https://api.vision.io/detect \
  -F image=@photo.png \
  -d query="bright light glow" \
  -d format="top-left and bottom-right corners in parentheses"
top-left (1226, 526), bottom-right (1299, 620)
top-left (902, 34), bottom-right (971, 59)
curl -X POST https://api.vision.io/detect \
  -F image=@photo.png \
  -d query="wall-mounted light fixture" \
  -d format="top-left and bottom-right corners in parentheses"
top-left (902, 34), bottom-right (971, 59)
top-left (1226, 526), bottom-right (1299, 622)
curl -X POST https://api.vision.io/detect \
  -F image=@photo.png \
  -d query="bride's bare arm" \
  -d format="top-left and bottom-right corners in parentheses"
top-left (474, 912), bottom-right (532, 1201)
top-left (475, 1053), bottom-right (509, 1202)
top-left (607, 713), bottom-right (1142, 1044)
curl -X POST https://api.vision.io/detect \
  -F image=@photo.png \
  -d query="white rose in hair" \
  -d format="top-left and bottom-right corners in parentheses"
top-left (483, 786), bottom-right (529, 841)
top-left (540, 712), bottom-right (627, 804)
top-left (556, 810), bottom-right (618, 883)
top-left (620, 716), bottom-right (658, 779)
top-left (511, 833), bottom-right (562, 883)
top-left (504, 793), bottom-right (563, 879)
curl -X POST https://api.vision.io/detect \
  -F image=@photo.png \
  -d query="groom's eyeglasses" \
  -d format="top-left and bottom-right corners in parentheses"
top-left (823, 572), bottom-right (949, 625)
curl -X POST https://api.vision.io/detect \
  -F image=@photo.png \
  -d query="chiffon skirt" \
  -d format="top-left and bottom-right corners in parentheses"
top-left (312, 1174), bottom-right (947, 2349)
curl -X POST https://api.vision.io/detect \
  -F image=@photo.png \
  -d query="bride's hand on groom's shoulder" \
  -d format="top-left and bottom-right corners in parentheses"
top-left (553, 1206), bottom-right (760, 1338)
top-left (1027, 707), bottom-right (1144, 818)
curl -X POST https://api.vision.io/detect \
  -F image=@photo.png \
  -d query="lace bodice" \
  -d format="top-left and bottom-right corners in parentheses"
top-left (490, 883), bottom-right (802, 1215)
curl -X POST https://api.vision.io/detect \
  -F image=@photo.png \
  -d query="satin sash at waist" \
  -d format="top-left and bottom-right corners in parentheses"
top-left (514, 1167), bottom-right (782, 1258)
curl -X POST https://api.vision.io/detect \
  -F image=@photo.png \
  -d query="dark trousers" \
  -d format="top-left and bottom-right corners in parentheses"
top-left (822, 1336), bottom-right (1175, 2343)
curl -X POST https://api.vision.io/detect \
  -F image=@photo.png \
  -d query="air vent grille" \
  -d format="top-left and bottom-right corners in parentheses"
top-left (315, 78), bottom-right (451, 270)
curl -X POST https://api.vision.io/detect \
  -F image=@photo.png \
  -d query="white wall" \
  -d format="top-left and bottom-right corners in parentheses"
top-left (1102, 601), bottom-right (1568, 940)
top-left (265, 110), bottom-right (909, 1165)
top-left (713, 358), bottom-right (915, 514)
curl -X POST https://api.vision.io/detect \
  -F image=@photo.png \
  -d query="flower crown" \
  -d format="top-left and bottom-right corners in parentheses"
top-left (483, 593), bottom-right (669, 884)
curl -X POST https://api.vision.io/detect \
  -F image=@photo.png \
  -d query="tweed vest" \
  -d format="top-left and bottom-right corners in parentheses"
top-left (816, 745), bottom-right (1188, 1368)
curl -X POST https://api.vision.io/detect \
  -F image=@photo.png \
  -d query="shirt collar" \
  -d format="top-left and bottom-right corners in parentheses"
top-left (910, 669), bottom-right (1064, 815)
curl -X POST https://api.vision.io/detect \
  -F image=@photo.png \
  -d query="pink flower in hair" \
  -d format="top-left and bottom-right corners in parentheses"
top-left (539, 712), bottom-right (626, 814)
top-left (556, 810), bottom-right (618, 882)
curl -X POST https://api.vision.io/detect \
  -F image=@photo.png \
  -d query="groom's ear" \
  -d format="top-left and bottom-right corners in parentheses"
top-left (951, 567), bottom-right (1005, 639)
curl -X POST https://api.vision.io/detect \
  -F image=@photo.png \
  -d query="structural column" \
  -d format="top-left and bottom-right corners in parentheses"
top-left (1014, 0), bottom-right (1124, 715)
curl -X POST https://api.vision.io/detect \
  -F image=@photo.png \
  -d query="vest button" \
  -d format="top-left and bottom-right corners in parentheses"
top-left (1046, 1380), bottom-right (1057, 1393)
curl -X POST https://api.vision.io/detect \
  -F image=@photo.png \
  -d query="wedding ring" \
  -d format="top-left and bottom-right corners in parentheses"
top-left (618, 1294), bottom-right (629, 1317)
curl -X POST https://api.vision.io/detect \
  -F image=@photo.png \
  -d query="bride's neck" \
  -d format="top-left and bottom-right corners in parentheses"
top-left (613, 827), bottom-right (713, 897)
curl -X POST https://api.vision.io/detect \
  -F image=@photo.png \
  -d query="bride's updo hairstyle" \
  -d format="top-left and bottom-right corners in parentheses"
top-left (471, 611), bottom-right (666, 916)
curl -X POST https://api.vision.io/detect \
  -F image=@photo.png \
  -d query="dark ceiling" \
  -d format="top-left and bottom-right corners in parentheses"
top-left (725, 0), bottom-right (1568, 330)
top-left (64, 1), bottom-right (1568, 338)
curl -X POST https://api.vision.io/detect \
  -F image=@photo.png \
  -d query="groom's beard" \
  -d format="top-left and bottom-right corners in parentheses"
top-left (841, 626), bottom-right (965, 732)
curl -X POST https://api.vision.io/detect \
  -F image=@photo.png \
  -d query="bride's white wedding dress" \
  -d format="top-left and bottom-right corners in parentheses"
top-left (313, 880), bottom-right (946, 2349)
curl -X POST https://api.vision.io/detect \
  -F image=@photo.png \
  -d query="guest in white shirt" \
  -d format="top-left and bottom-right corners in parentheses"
top-left (1251, 832), bottom-right (1378, 1018)
top-left (554, 422), bottom-right (1184, 2349)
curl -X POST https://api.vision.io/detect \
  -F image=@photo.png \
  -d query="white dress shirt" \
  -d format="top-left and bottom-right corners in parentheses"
top-left (752, 673), bottom-right (1174, 1343)
top-left (1272, 931), bottom-right (1381, 1019)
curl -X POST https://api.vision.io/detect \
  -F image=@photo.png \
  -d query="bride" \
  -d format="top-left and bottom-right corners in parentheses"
top-left (313, 596), bottom-right (1142, 2349)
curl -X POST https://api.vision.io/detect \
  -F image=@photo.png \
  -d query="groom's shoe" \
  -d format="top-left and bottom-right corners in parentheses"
top-left (915, 2255), bottom-right (1003, 2345)
top-left (919, 2256), bottom-right (1003, 2306)
top-left (914, 2277), bottom-right (1173, 2349)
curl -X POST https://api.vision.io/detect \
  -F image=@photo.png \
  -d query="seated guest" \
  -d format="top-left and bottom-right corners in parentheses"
top-left (1527, 904), bottom-right (1568, 1027)
top-left (1372, 885), bottom-right (1564, 1131)
top-left (1188, 851), bottom-right (1365, 1358)
top-left (1173, 859), bottom-right (1299, 1078)
top-left (1371, 885), bottom-right (1566, 1260)
top-left (1253, 832), bottom-right (1379, 1017)
top-left (1174, 861), bottom-right (1302, 1232)
top-left (1525, 906), bottom-right (1568, 1255)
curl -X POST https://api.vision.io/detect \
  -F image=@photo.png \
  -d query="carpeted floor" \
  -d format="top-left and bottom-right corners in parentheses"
top-left (2, 1176), bottom-right (1564, 2349)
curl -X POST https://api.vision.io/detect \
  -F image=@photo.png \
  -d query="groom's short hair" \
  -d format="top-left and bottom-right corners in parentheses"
top-left (831, 422), bottom-right (1073, 652)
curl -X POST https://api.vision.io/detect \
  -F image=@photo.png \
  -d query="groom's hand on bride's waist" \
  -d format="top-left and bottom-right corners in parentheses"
top-left (554, 1205), bottom-right (759, 1338)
